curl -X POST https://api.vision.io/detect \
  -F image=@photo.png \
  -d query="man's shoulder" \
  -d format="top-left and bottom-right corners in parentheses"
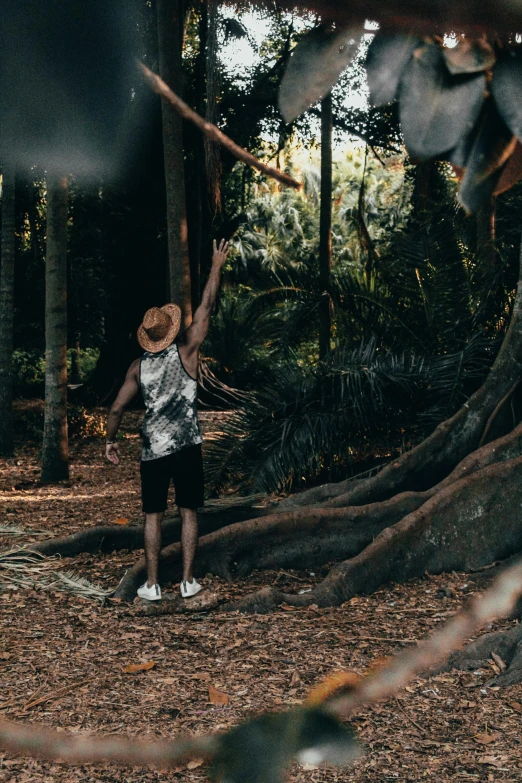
top-left (127, 357), bottom-right (141, 378)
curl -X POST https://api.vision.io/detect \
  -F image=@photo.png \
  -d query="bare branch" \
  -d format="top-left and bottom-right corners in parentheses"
top-left (326, 555), bottom-right (522, 717)
top-left (139, 62), bottom-right (301, 191)
top-left (0, 719), bottom-right (218, 767)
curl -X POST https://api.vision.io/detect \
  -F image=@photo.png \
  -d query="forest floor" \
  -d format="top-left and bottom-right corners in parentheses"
top-left (1, 404), bottom-right (522, 782)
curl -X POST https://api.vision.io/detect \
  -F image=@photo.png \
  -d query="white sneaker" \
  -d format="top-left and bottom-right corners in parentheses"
top-left (137, 582), bottom-right (162, 601)
top-left (180, 579), bottom-right (202, 598)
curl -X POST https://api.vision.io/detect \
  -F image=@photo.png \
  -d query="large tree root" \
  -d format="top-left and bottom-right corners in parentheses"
top-left (134, 589), bottom-right (220, 615)
top-left (278, 379), bottom-right (522, 511)
top-left (29, 504), bottom-right (266, 558)
top-left (442, 624), bottom-right (522, 686)
top-left (227, 456), bottom-right (522, 612)
top-left (321, 418), bottom-right (522, 509)
top-left (113, 491), bottom-right (427, 601)
top-left (114, 427), bottom-right (522, 604)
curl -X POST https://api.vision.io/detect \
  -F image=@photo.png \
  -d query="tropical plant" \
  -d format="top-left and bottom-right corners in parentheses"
top-left (205, 153), bottom-right (507, 493)
top-left (205, 331), bottom-right (495, 494)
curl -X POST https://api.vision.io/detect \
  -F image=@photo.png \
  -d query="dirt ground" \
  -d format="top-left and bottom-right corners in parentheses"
top-left (1, 406), bottom-right (522, 782)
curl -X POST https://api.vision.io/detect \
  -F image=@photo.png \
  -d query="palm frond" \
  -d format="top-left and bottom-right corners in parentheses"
top-left (205, 339), bottom-right (429, 494)
top-left (0, 548), bottom-right (113, 602)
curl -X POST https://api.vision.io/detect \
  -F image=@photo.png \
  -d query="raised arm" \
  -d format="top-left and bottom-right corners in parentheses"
top-left (105, 359), bottom-right (140, 464)
top-left (184, 239), bottom-right (230, 353)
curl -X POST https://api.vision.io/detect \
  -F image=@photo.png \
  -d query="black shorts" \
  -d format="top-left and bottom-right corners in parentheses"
top-left (140, 444), bottom-right (205, 513)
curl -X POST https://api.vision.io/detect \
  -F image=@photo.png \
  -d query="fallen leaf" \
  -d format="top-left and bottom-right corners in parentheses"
top-left (209, 684), bottom-right (229, 706)
top-left (122, 661), bottom-right (155, 674)
top-left (474, 731), bottom-right (501, 745)
top-left (290, 670), bottom-right (301, 687)
top-left (0, 652), bottom-right (11, 660)
top-left (186, 759), bottom-right (204, 770)
top-left (491, 651), bottom-right (507, 671)
top-left (477, 755), bottom-right (510, 768)
top-left (508, 701), bottom-right (522, 713)
top-left (113, 517), bottom-right (129, 526)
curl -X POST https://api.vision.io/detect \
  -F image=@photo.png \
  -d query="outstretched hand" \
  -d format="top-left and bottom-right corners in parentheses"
top-left (212, 238), bottom-right (230, 269)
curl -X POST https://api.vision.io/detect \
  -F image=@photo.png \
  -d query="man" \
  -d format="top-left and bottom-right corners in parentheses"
top-left (105, 239), bottom-right (230, 601)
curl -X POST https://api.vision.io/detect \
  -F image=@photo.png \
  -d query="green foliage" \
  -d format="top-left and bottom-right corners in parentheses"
top-left (205, 152), bottom-right (508, 493)
top-left (69, 347), bottom-right (100, 381)
top-left (12, 348), bottom-right (100, 396)
top-left (12, 350), bottom-right (46, 395)
top-left (205, 335), bottom-right (492, 494)
top-left (202, 287), bottom-right (276, 388)
top-left (13, 403), bottom-right (105, 444)
top-left (67, 405), bottom-right (106, 440)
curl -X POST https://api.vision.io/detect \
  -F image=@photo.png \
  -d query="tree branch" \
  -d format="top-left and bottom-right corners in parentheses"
top-left (139, 62), bottom-right (301, 191)
top-left (0, 720), bottom-right (218, 767)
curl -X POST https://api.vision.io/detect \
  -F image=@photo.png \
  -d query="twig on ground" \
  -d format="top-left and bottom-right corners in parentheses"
top-left (139, 62), bottom-right (301, 191)
top-left (275, 571), bottom-right (307, 582)
top-left (22, 679), bottom-right (94, 712)
top-left (394, 698), bottom-right (429, 736)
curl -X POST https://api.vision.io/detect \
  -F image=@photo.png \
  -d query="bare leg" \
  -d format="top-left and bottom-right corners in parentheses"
top-left (179, 507), bottom-right (198, 582)
top-left (144, 512), bottom-right (163, 586)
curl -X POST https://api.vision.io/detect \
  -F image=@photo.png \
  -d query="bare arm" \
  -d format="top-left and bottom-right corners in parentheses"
top-left (105, 359), bottom-right (140, 464)
top-left (184, 239), bottom-right (230, 355)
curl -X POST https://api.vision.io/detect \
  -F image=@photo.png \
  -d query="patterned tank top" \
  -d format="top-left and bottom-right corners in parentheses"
top-left (140, 343), bottom-right (202, 462)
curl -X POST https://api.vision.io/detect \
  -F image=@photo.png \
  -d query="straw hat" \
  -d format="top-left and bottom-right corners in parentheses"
top-left (137, 304), bottom-right (182, 353)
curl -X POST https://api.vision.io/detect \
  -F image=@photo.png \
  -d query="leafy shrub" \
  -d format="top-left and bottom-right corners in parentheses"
top-left (67, 405), bottom-right (106, 440)
top-left (12, 348), bottom-right (100, 397)
top-left (205, 336), bottom-right (492, 495)
top-left (13, 404), bottom-right (106, 443)
top-left (69, 347), bottom-right (99, 381)
top-left (12, 350), bottom-right (46, 396)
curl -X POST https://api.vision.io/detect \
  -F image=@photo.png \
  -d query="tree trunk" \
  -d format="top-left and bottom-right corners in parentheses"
top-left (0, 163), bottom-right (16, 457)
top-left (204, 0), bottom-right (222, 217)
top-left (156, 0), bottom-right (192, 326)
top-left (41, 174), bottom-right (69, 483)
top-left (319, 92), bottom-right (332, 361)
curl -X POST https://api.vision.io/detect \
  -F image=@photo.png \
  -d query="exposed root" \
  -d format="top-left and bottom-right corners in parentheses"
top-left (277, 251), bottom-right (522, 512)
top-left (227, 456), bottom-right (522, 613)
top-left (113, 491), bottom-right (427, 601)
top-left (441, 623), bottom-right (522, 686)
top-left (134, 589), bottom-right (220, 615)
top-left (30, 504), bottom-right (266, 558)
top-left (321, 420), bottom-right (522, 509)
top-left (442, 624), bottom-right (522, 672)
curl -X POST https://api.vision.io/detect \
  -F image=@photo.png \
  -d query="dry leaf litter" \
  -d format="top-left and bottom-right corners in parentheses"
top-left (1, 406), bottom-right (521, 782)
